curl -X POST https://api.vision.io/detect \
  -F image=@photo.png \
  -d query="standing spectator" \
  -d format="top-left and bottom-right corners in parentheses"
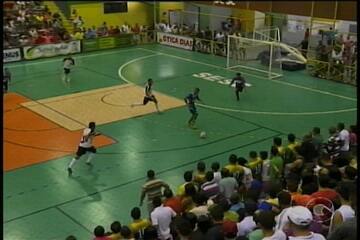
top-left (311, 174), bottom-right (340, 207)
top-left (177, 171), bottom-right (193, 197)
top-left (70, 9), bottom-right (78, 21)
top-left (325, 126), bottom-right (342, 161)
top-left (337, 123), bottom-right (350, 160)
top-left (219, 168), bottom-right (238, 200)
top-left (121, 22), bottom-right (130, 33)
top-left (304, 28), bottom-right (310, 40)
top-left (312, 127), bottom-right (324, 154)
top-left (299, 38), bottom-right (309, 57)
top-left (139, 170), bottom-right (169, 214)
top-left (349, 125), bottom-right (357, 155)
top-left (299, 134), bottom-right (318, 168)
top-left (269, 146), bottom-right (283, 184)
top-left (120, 226), bottom-right (134, 240)
top-left (273, 137), bottom-right (285, 156)
top-left (247, 151), bottom-right (262, 180)
top-left (328, 183), bottom-right (355, 235)
top-left (129, 207), bottom-right (151, 239)
top-left (238, 157), bottom-right (253, 189)
top-left (150, 196), bottom-right (176, 240)
top-left (287, 134), bottom-right (300, 152)
top-left (287, 206), bottom-right (326, 240)
top-left (211, 162), bottom-right (222, 183)
top-left (261, 151), bottom-right (271, 190)
top-left (181, 183), bottom-right (197, 212)
top-left (3, 68), bottom-right (11, 93)
top-left (190, 192), bottom-right (210, 217)
top-left (229, 192), bottom-right (244, 212)
top-left (201, 171), bottom-right (220, 201)
top-left (225, 154), bottom-right (244, 177)
top-left (163, 188), bottom-right (183, 214)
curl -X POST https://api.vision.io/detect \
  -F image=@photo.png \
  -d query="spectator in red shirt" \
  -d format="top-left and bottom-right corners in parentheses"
top-left (93, 225), bottom-right (110, 240)
top-left (163, 188), bottom-right (183, 214)
top-left (311, 174), bottom-right (340, 208)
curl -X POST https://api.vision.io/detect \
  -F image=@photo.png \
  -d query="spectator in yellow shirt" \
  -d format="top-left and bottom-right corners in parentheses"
top-left (177, 171), bottom-right (194, 197)
top-left (225, 154), bottom-right (244, 177)
top-left (247, 151), bottom-right (263, 179)
top-left (273, 137), bottom-right (285, 156)
top-left (287, 133), bottom-right (300, 152)
top-left (194, 161), bottom-right (206, 186)
top-left (129, 207), bottom-right (151, 239)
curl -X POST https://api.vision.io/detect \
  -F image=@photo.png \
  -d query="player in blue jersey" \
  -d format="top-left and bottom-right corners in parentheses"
top-left (3, 68), bottom-right (11, 93)
top-left (229, 72), bottom-right (246, 101)
top-left (184, 87), bottom-right (201, 128)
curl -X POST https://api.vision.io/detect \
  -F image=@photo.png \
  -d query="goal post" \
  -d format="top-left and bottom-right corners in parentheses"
top-left (226, 35), bottom-right (283, 79)
top-left (226, 34), bottom-right (307, 79)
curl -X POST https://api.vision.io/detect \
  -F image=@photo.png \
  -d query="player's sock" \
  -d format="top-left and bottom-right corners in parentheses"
top-left (68, 158), bottom-right (77, 169)
top-left (86, 153), bottom-right (95, 164)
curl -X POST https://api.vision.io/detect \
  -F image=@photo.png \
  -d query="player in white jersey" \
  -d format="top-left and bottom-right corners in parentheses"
top-left (63, 55), bottom-right (75, 82)
top-left (131, 78), bottom-right (160, 113)
top-left (67, 122), bottom-right (101, 176)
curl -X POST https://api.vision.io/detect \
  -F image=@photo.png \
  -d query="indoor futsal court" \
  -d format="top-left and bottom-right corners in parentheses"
top-left (4, 44), bottom-right (357, 239)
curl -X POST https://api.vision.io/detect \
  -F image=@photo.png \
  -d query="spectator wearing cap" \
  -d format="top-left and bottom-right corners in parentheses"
top-left (150, 196), bottom-right (176, 240)
top-left (163, 188), bottom-right (183, 214)
top-left (237, 200), bottom-right (257, 237)
top-left (287, 206), bottom-right (326, 240)
top-left (259, 211), bottom-right (287, 240)
top-left (328, 183), bottom-right (355, 235)
top-left (201, 171), bottom-right (220, 201)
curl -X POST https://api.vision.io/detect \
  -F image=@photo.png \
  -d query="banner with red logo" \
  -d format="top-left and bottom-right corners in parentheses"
top-left (157, 32), bottom-right (193, 51)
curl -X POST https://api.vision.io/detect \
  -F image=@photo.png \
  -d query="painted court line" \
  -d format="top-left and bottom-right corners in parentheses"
top-left (118, 54), bottom-right (356, 116)
top-left (138, 48), bottom-right (356, 102)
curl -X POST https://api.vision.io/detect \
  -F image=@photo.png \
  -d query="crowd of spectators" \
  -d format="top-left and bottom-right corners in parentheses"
top-left (3, 1), bottom-right (70, 48)
top-left (66, 122), bottom-right (357, 240)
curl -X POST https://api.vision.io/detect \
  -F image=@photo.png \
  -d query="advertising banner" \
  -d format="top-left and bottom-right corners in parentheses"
top-left (157, 32), bottom-right (193, 51)
top-left (82, 39), bottom-right (98, 52)
top-left (98, 37), bottom-right (115, 49)
top-left (23, 41), bottom-right (81, 60)
top-left (3, 48), bottom-right (22, 62)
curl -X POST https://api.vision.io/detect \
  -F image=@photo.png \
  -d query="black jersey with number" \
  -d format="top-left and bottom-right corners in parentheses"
top-left (145, 83), bottom-right (152, 96)
top-left (232, 76), bottom-right (245, 88)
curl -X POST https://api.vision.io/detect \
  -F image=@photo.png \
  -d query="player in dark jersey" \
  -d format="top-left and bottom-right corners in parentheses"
top-left (131, 78), bottom-right (160, 113)
top-left (184, 88), bottom-right (201, 128)
top-left (63, 56), bottom-right (75, 82)
top-left (3, 68), bottom-right (11, 93)
top-left (229, 72), bottom-right (246, 101)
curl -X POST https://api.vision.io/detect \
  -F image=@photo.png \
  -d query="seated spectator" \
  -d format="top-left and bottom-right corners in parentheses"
top-left (129, 207), bottom-right (151, 238)
top-left (274, 190), bottom-right (292, 232)
top-left (70, 9), bottom-right (78, 20)
top-left (107, 221), bottom-right (121, 240)
top-left (219, 168), bottom-right (238, 200)
top-left (259, 211), bottom-right (287, 240)
top-left (85, 28), bottom-right (97, 39)
top-left (150, 196), bottom-right (176, 240)
top-left (121, 22), bottom-right (130, 33)
top-left (237, 200), bottom-right (257, 237)
top-left (163, 188), bottom-right (183, 214)
top-left (206, 204), bottom-right (225, 239)
top-left (287, 179), bottom-right (312, 207)
top-left (300, 169), bottom-right (319, 195)
top-left (174, 217), bottom-right (193, 240)
top-left (194, 161), bottom-right (207, 186)
top-left (71, 29), bottom-right (84, 40)
top-left (93, 225), bottom-right (110, 240)
top-left (328, 183), bottom-right (355, 234)
top-left (113, 25), bottom-right (121, 35)
top-left (221, 199), bottom-right (239, 222)
top-left (211, 162), bottom-right (222, 183)
top-left (229, 192), bottom-right (244, 212)
top-left (120, 226), bottom-right (134, 240)
top-left (190, 192), bottom-right (210, 217)
top-left (311, 175), bottom-right (340, 208)
top-left (201, 171), bottom-right (220, 201)
top-left (287, 206), bottom-right (326, 240)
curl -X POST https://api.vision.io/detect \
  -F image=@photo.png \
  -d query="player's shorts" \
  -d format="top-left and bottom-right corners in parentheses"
top-left (76, 146), bottom-right (96, 157)
top-left (143, 95), bottom-right (157, 105)
top-left (189, 106), bottom-right (198, 115)
top-left (64, 68), bottom-right (70, 74)
top-left (235, 86), bottom-right (244, 92)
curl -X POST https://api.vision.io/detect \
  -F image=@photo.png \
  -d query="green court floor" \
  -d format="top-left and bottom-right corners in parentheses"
top-left (4, 44), bottom-right (357, 240)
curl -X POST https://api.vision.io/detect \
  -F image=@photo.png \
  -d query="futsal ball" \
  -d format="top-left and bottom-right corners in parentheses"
top-left (200, 131), bottom-right (207, 139)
